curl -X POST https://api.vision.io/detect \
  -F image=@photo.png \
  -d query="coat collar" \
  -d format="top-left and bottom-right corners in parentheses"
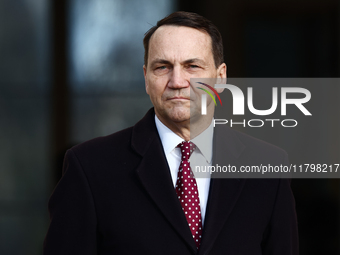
top-left (198, 124), bottom-right (246, 254)
top-left (132, 108), bottom-right (198, 252)
top-left (131, 108), bottom-right (159, 157)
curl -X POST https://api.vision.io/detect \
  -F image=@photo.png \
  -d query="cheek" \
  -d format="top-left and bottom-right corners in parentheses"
top-left (191, 86), bottom-right (205, 100)
top-left (147, 85), bottom-right (163, 103)
top-left (145, 77), bottom-right (155, 95)
top-left (148, 77), bottom-right (167, 95)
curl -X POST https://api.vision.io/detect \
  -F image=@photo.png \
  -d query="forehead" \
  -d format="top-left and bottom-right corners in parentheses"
top-left (148, 25), bottom-right (213, 63)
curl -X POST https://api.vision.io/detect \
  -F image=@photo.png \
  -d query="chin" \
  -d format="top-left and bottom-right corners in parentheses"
top-left (166, 107), bottom-right (191, 123)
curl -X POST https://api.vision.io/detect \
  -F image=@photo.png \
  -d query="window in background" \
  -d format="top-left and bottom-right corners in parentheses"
top-left (69, 0), bottom-right (176, 143)
top-left (0, 1), bottom-right (51, 255)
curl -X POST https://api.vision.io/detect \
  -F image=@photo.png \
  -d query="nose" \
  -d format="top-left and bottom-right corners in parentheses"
top-left (167, 66), bottom-right (190, 89)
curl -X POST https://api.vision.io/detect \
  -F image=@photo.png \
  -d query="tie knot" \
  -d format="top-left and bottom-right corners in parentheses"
top-left (178, 141), bottom-right (196, 160)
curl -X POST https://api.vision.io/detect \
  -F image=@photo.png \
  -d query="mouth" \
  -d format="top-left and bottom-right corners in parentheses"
top-left (167, 97), bottom-right (190, 101)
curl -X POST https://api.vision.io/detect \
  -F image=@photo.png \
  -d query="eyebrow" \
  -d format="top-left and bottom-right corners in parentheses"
top-left (150, 59), bottom-right (172, 67)
top-left (150, 58), bottom-right (206, 67)
top-left (182, 58), bottom-right (206, 65)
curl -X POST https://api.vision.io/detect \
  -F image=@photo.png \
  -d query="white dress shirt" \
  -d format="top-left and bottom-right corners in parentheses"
top-left (155, 115), bottom-right (213, 225)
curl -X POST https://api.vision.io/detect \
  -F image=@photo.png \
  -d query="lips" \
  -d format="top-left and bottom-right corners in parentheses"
top-left (168, 97), bottom-right (190, 100)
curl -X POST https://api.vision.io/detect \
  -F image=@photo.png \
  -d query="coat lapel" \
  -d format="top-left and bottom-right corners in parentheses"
top-left (198, 125), bottom-right (246, 255)
top-left (132, 108), bottom-right (197, 253)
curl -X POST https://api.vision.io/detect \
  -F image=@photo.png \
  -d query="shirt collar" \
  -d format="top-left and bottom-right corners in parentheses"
top-left (155, 115), bottom-right (214, 164)
top-left (191, 120), bottom-right (214, 164)
top-left (155, 115), bottom-right (184, 155)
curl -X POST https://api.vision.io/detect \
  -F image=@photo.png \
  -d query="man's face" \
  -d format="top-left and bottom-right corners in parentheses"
top-left (143, 25), bottom-right (226, 127)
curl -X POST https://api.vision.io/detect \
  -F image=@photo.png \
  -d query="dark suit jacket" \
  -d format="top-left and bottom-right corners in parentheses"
top-left (44, 108), bottom-right (298, 255)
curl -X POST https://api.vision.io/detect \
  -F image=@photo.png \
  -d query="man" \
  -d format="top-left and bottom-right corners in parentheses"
top-left (44, 11), bottom-right (298, 255)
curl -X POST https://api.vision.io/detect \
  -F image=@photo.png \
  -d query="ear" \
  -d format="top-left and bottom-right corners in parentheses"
top-left (143, 65), bottom-right (149, 95)
top-left (216, 63), bottom-right (227, 93)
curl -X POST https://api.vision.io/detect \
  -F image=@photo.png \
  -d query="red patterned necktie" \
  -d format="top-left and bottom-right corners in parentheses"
top-left (175, 141), bottom-right (202, 249)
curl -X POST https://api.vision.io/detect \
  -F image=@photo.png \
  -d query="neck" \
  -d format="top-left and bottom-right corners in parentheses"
top-left (156, 107), bottom-right (215, 141)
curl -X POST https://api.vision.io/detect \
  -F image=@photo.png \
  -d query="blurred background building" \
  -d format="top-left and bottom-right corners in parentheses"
top-left (0, 0), bottom-right (339, 254)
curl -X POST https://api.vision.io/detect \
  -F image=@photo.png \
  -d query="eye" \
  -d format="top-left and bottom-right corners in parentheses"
top-left (156, 66), bottom-right (167, 70)
top-left (189, 65), bottom-right (199, 68)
